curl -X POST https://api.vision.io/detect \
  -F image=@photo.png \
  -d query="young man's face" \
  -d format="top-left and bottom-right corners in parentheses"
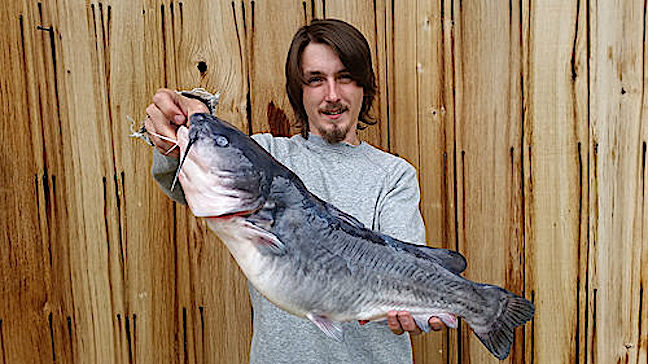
top-left (301, 42), bottom-right (363, 145)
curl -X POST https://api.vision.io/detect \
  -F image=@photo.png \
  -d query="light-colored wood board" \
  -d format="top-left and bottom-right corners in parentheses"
top-left (85, 6), bottom-right (133, 364)
top-left (588, 0), bottom-right (646, 362)
top-left (405, 0), bottom-right (459, 363)
top-left (453, 1), bottom-right (526, 362)
top-left (389, 0), bottom-right (419, 169)
top-left (55, 0), bottom-right (120, 362)
top-left (569, 0), bottom-right (591, 362)
top-left (245, 0), bottom-right (308, 135)
top-left (183, 217), bottom-right (252, 364)
top-left (175, 0), bottom-right (249, 126)
top-left (439, 2), bottom-right (462, 362)
top-left (171, 1), bottom-right (253, 363)
top-left (415, 0), bottom-right (454, 256)
top-left (524, 0), bottom-right (588, 362)
top-left (637, 9), bottom-right (648, 361)
top-left (113, 2), bottom-right (187, 364)
top-left (26, 1), bottom-right (78, 363)
top-left (0, 2), bottom-right (53, 363)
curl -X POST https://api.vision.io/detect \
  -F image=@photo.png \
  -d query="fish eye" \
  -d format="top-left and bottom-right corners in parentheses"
top-left (214, 134), bottom-right (229, 147)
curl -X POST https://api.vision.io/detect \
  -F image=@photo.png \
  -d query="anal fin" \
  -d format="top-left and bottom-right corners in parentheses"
top-left (306, 313), bottom-right (344, 342)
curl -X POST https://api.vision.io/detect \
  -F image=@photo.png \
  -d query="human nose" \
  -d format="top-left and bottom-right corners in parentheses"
top-left (324, 78), bottom-right (340, 102)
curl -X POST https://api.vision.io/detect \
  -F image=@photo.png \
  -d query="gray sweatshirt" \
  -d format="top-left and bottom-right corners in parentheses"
top-left (152, 132), bottom-right (426, 364)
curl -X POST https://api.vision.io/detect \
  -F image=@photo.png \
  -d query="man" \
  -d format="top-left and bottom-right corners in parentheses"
top-left (145, 18), bottom-right (445, 363)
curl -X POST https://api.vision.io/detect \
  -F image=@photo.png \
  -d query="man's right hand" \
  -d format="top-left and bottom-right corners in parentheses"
top-left (144, 88), bottom-right (210, 158)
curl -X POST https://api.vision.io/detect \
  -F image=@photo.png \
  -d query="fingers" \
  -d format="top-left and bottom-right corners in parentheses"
top-left (152, 88), bottom-right (210, 126)
top-left (152, 88), bottom-right (186, 125)
top-left (429, 317), bottom-right (444, 332)
top-left (397, 312), bottom-right (422, 335)
top-left (145, 88), bottom-right (211, 158)
top-left (387, 311), bottom-right (421, 335)
top-left (386, 311), bottom-right (404, 335)
top-left (145, 103), bottom-right (180, 158)
top-left (387, 311), bottom-right (447, 336)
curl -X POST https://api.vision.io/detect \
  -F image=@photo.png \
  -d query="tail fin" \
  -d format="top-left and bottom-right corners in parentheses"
top-left (473, 293), bottom-right (534, 360)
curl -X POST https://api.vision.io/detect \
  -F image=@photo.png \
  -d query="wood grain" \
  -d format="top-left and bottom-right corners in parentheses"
top-left (523, 0), bottom-right (588, 363)
top-left (0, 1), bottom-right (53, 363)
top-left (452, 1), bottom-right (526, 362)
top-left (588, 0), bottom-right (647, 363)
top-left (246, 0), bottom-right (309, 135)
top-left (388, 0), bottom-right (459, 362)
top-left (1, 1), bottom-right (646, 364)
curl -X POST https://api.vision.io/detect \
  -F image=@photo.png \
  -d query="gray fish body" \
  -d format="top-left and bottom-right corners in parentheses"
top-left (176, 114), bottom-right (534, 360)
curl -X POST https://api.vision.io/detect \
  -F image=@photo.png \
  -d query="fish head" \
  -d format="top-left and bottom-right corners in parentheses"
top-left (175, 113), bottom-right (270, 218)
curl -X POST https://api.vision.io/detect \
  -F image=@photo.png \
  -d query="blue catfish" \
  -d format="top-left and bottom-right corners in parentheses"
top-left (173, 113), bottom-right (534, 360)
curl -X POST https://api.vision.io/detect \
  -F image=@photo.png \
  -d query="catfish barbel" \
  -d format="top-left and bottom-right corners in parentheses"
top-left (172, 113), bottom-right (534, 360)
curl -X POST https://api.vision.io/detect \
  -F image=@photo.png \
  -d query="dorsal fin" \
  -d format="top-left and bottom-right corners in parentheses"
top-left (406, 244), bottom-right (467, 274)
top-left (324, 201), bottom-right (465, 274)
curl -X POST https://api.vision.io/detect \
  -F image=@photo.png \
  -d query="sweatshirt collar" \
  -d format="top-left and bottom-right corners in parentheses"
top-left (301, 133), bottom-right (365, 150)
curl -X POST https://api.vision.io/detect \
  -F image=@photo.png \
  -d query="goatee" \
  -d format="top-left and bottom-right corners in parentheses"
top-left (317, 124), bottom-right (351, 144)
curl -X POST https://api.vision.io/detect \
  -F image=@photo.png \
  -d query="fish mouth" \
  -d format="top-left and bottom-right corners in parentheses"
top-left (204, 203), bottom-right (263, 219)
top-left (174, 124), bottom-right (265, 218)
top-left (170, 127), bottom-right (197, 191)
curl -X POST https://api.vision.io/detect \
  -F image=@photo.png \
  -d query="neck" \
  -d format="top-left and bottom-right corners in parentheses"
top-left (342, 133), bottom-right (360, 146)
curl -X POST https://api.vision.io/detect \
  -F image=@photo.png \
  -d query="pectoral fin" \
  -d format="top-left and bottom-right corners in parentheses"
top-left (242, 221), bottom-right (285, 255)
top-left (306, 313), bottom-right (344, 342)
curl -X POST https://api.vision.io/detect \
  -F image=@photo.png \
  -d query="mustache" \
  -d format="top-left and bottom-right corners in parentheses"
top-left (320, 103), bottom-right (349, 113)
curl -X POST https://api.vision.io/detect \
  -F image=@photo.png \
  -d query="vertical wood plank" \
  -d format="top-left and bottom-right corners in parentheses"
top-left (453, 1), bottom-right (525, 363)
top-left (523, 0), bottom-right (588, 363)
top-left (56, 0), bottom-right (120, 362)
top-left (0, 1), bottom-right (53, 363)
top-left (637, 3), bottom-right (648, 361)
top-left (402, 0), bottom-right (460, 363)
top-left (115, 2), bottom-right (179, 364)
top-left (588, 0), bottom-right (646, 362)
top-left (29, 1), bottom-right (78, 363)
top-left (390, 0), bottom-right (419, 168)
top-left (172, 1), bottom-right (252, 363)
top-left (245, 0), bottom-right (309, 136)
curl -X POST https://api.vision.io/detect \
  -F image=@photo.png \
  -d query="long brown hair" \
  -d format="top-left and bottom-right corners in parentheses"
top-left (285, 18), bottom-right (377, 138)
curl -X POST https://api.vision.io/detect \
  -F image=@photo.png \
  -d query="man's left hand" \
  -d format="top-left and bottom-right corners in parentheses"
top-left (386, 311), bottom-right (445, 335)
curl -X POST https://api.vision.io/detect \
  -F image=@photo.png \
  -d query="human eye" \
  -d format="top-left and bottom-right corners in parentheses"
top-left (337, 73), bottom-right (354, 84)
top-left (305, 75), bottom-right (324, 86)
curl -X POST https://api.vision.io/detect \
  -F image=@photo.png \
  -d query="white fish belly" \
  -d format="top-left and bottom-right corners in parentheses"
top-left (205, 217), bottom-right (313, 317)
top-left (206, 217), bottom-right (480, 326)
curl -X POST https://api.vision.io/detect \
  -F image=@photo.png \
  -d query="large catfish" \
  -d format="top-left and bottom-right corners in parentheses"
top-left (173, 113), bottom-right (534, 360)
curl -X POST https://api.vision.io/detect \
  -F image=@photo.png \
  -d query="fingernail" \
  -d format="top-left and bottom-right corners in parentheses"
top-left (175, 115), bottom-right (185, 124)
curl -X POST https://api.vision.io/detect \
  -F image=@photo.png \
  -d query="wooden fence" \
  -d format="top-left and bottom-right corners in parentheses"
top-left (1, 0), bottom-right (646, 363)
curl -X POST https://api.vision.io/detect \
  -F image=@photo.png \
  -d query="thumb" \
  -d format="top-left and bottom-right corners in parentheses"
top-left (176, 95), bottom-right (210, 125)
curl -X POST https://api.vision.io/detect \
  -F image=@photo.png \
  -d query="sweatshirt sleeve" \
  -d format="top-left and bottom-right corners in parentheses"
top-left (151, 149), bottom-right (187, 204)
top-left (375, 162), bottom-right (426, 245)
